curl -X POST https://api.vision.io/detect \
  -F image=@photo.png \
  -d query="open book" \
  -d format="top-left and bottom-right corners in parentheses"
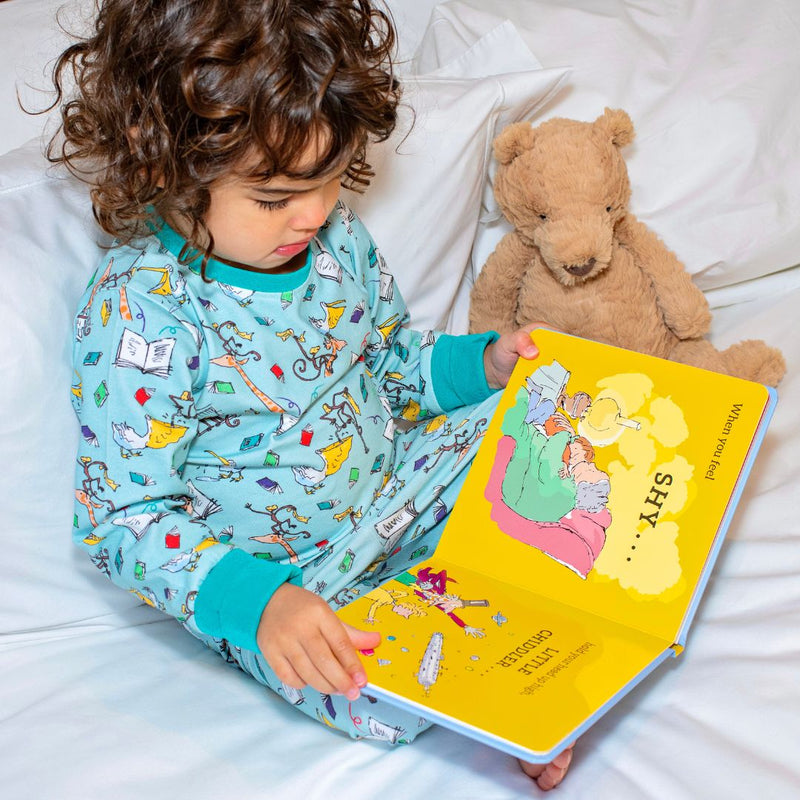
top-left (337, 329), bottom-right (777, 762)
top-left (114, 328), bottom-right (175, 377)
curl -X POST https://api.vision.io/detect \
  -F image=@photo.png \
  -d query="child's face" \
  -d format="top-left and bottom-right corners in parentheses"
top-left (202, 164), bottom-right (343, 272)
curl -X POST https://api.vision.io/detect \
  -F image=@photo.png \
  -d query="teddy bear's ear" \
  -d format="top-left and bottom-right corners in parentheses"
top-left (595, 108), bottom-right (635, 148)
top-left (493, 122), bottom-right (538, 165)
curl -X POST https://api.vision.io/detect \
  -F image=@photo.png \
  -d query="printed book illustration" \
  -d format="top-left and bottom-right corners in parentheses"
top-left (114, 328), bottom-right (176, 377)
top-left (337, 329), bottom-right (777, 762)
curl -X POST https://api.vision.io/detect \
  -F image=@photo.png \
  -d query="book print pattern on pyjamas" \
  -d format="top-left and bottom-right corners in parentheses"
top-left (71, 201), bottom-right (501, 741)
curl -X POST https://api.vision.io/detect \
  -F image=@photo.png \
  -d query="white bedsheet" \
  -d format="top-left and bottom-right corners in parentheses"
top-left (1, 2), bottom-right (798, 798)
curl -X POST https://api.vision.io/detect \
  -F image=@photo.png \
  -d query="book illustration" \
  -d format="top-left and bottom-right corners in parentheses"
top-left (182, 480), bottom-right (222, 520)
top-left (114, 328), bottom-right (176, 377)
top-left (417, 632), bottom-right (444, 694)
top-left (357, 561), bottom-right (604, 710)
top-left (485, 360), bottom-right (702, 596)
top-left (366, 717), bottom-right (405, 744)
top-left (363, 586), bottom-right (427, 623)
top-left (313, 249), bottom-right (344, 284)
top-left (112, 511), bottom-right (168, 540)
top-left (403, 566), bottom-right (488, 637)
top-left (356, 566), bottom-right (507, 702)
top-left (488, 361), bottom-right (612, 581)
top-left (580, 395), bottom-right (640, 443)
top-left (374, 499), bottom-right (419, 553)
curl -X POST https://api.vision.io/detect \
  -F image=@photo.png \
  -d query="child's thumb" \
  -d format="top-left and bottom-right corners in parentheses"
top-left (344, 622), bottom-right (382, 651)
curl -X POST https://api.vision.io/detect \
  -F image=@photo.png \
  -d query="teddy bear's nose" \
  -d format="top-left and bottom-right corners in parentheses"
top-left (565, 258), bottom-right (596, 277)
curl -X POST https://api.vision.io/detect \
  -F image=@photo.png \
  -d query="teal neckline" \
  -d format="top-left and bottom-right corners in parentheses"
top-left (151, 218), bottom-right (314, 292)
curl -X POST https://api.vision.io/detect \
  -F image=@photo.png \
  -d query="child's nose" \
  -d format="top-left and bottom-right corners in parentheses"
top-left (293, 191), bottom-right (329, 231)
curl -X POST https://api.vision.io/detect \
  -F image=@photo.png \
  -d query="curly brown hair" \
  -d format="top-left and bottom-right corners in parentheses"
top-left (46, 0), bottom-right (400, 264)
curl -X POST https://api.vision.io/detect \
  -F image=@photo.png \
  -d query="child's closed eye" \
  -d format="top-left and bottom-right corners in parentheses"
top-left (255, 197), bottom-right (290, 211)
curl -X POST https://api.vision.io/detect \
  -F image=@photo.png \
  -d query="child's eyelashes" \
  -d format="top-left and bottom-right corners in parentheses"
top-left (254, 197), bottom-right (290, 211)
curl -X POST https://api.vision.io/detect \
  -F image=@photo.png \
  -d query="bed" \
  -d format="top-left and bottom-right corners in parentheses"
top-left (1, 1), bottom-right (799, 797)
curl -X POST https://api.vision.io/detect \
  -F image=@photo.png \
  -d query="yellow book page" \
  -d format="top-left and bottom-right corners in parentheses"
top-left (337, 558), bottom-right (670, 759)
top-left (435, 329), bottom-right (772, 645)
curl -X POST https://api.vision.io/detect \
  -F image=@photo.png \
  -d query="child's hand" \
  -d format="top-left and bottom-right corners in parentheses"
top-left (483, 322), bottom-right (546, 390)
top-left (256, 582), bottom-right (380, 700)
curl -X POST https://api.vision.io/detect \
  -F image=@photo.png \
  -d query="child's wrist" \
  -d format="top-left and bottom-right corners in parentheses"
top-left (194, 549), bottom-right (303, 651)
top-left (483, 342), bottom-right (502, 390)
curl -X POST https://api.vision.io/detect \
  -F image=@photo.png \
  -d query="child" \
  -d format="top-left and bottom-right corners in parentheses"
top-left (51, 0), bottom-right (571, 790)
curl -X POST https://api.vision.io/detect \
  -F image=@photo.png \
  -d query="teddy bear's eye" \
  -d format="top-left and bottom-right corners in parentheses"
top-left (606, 206), bottom-right (613, 213)
top-left (539, 214), bottom-right (547, 221)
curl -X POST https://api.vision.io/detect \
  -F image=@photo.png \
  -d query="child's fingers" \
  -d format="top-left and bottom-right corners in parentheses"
top-left (515, 329), bottom-right (539, 359)
top-left (270, 654), bottom-right (308, 691)
top-left (344, 621), bottom-right (381, 651)
top-left (304, 626), bottom-right (366, 699)
top-left (274, 633), bottom-right (351, 697)
top-left (326, 622), bottom-right (375, 687)
top-left (303, 655), bottom-right (350, 698)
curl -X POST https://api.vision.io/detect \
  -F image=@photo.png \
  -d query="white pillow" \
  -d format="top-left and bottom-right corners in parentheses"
top-left (0, 141), bottom-right (135, 634)
top-left (429, 0), bottom-right (800, 298)
top-left (342, 22), bottom-right (568, 330)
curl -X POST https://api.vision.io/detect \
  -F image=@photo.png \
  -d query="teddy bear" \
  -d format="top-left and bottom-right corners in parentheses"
top-left (469, 108), bottom-right (786, 387)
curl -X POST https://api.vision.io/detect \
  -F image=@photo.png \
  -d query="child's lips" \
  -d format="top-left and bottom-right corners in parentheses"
top-left (274, 239), bottom-right (311, 257)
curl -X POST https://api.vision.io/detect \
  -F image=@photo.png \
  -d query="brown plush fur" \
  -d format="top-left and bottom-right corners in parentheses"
top-left (469, 108), bottom-right (785, 386)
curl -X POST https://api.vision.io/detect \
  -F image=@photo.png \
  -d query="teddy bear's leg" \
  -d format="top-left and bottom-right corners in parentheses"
top-left (718, 340), bottom-right (786, 387)
top-left (669, 338), bottom-right (786, 387)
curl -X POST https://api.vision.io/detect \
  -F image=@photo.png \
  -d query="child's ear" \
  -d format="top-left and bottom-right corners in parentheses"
top-left (494, 122), bottom-right (538, 165)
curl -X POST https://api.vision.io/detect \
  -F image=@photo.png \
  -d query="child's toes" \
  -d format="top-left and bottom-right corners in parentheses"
top-left (519, 744), bottom-right (574, 791)
top-left (535, 760), bottom-right (568, 791)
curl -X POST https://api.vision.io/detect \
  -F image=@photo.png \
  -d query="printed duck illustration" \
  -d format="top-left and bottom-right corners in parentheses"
top-left (112, 416), bottom-right (188, 457)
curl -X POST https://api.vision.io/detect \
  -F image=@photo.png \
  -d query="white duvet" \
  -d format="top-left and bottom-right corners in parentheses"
top-left (1, 1), bottom-right (798, 798)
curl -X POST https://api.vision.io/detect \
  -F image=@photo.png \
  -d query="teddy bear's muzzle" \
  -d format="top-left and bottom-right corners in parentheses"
top-left (535, 215), bottom-right (613, 284)
top-left (564, 259), bottom-right (596, 277)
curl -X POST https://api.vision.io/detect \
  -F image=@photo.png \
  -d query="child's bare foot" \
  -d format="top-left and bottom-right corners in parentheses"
top-left (519, 743), bottom-right (574, 791)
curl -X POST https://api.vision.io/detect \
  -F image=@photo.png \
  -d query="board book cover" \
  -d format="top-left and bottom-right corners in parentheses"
top-left (337, 328), bottom-right (777, 762)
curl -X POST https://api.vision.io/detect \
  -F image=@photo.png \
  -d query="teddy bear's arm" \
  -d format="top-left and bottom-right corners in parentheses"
top-left (617, 214), bottom-right (712, 339)
top-left (469, 232), bottom-right (530, 334)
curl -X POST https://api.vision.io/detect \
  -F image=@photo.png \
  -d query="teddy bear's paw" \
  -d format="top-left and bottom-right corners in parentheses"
top-left (722, 340), bottom-right (786, 387)
top-left (668, 304), bottom-right (712, 340)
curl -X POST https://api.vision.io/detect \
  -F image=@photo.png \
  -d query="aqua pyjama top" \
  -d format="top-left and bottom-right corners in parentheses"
top-left (71, 201), bottom-right (497, 651)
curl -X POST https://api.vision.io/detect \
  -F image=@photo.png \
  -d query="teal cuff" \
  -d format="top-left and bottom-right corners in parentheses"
top-left (431, 331), bottom-right (500, 411)
top-left (194, 549), bottom-right (303, 651)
